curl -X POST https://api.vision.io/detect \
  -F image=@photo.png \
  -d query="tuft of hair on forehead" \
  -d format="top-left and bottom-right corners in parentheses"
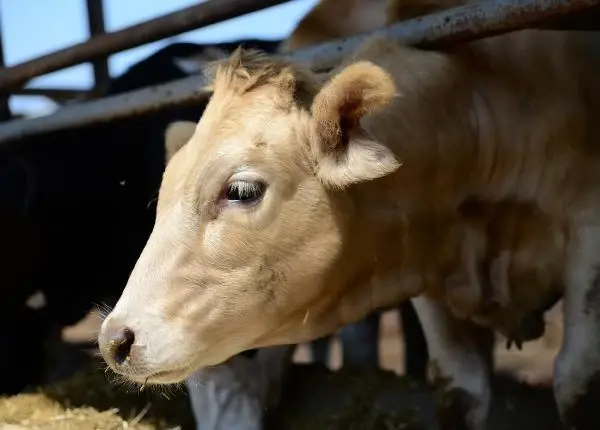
top-left (211, 47), bottom-right (319, 107)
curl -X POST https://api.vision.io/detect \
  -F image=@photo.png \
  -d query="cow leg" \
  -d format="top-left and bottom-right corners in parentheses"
top-left (554, 225), bottom-right (600, 429)
top-left (412, 295), bottom-right (493, 430)
top-left (338, 311), bottom-right (381, 369)
top-left (185, 345), bottom-right (294, 430)
top-left (399, 301), bottom-right (429, 378)
top-left (309, 335), bottom-right (332, 365)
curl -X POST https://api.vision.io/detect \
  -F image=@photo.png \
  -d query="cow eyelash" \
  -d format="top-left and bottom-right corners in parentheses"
top-left (226, 180), bottom-right (265, 204)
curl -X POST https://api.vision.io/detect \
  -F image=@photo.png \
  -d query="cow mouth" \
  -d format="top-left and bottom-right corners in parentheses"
top-left (115, 365), bottom-right (191, 386)
top-left (144, 368), bottom-right (190, 385)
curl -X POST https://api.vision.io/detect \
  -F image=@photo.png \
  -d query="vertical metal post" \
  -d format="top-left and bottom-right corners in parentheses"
top-left (0, 0), bottom-right (293, 92)
top-left (85, 0), bottom-right (110, 92)
top-left (0, 6), bottom-right (11, 122)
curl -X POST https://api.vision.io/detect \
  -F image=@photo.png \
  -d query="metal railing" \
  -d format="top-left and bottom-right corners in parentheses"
top-left (0, 0), bottom-right (294, 93)
top-left (0, 0), bottom-right (598, 145)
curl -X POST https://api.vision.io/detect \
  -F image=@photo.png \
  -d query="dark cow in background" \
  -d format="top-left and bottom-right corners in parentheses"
top-left (0, 152), bottom-right (49, 394)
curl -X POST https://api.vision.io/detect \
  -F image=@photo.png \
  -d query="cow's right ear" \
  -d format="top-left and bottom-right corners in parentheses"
top-left (164, 121), bottom-right (197, 163)
top-left (311, 61), bottom-right (400, 189)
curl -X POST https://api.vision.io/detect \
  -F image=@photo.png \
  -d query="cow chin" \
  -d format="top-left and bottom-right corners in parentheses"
top-left (123, 366), bottom-right (193, 386)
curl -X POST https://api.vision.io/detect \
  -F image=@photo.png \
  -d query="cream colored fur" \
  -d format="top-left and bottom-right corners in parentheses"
top-left (100, 30), bottom-right (600, 429)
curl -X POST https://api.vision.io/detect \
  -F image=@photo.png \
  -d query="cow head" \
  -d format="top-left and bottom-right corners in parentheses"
top-left (99, 48), bottom-right (400, 384)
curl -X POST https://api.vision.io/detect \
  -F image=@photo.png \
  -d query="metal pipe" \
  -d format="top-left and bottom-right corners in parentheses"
top-left (0, 74), bottom-right (209, 143)
top-left (293, 0), bottom-right (600, 71)
top-left (0, 5), bottom-right (11, 123)
top-left (0, 0), bottom-right (293, 92)
top-left (86, 0), bottom-right (110, 92)
top-left (10, 87), bottom-right (91, 102)
top-left (0, 0), bottom-right (598, 145)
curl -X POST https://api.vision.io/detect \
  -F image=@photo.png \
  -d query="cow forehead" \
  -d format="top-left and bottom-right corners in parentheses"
top-left (203, 81), bottom-right (303, 135)
top-left (189, 101), bottom-right (307, 172)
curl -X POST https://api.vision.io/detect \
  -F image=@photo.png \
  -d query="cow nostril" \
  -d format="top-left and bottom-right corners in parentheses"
top-left (111, 327), bottom-right (135, 365)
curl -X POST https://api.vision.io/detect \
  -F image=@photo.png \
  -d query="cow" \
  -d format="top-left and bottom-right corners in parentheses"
top-left (0, 151), bottom-right (53, 394)
top-left (97, 29), bottom-right (600, 430)
top-left (0, 32), bottom-right (414, 428)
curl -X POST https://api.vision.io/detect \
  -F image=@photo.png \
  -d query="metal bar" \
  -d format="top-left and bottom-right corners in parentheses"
top-left (0, 0), bottom-right (598, 145)
top-left (294, 0), bottom-right (600, 72)
top-left (0, 0), bottom-right (293, 92)
top-left (0, 74), bottom-right (208, 143)
top-left (10, 87), bottom-right (91, 102)
top-left (0, 5), bottom-right (11, 122)
top-left (86, 0), bottom-right (110, 92)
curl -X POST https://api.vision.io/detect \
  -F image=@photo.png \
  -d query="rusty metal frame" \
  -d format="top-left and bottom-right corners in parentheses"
top-left (8, 0), bottom-right (109, 105)
top-left (10, 87), bottom-right (90, 103)
top-left (0, 0), bottom-right (598, 145)
top-left (0, 0), bottom-right (294, 93)
top-left (86, 0), bottom-right (110, 93)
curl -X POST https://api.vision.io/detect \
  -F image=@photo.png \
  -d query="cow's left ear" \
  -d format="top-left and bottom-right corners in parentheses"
top-left (311, 61), bottom-right (400, 189)
top-left (164, 121), bottom-right (197, 163)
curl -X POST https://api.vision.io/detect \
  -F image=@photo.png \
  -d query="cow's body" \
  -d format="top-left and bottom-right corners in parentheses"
top-left (99, 30), bottom-right (600, 430)
top-left (283, 0), bottom-right (442, 378)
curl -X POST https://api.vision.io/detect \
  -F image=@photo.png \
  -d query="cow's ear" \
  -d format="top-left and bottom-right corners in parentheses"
top-left (164, 121), bottom-right (197, 163)
top-left (311, 61), bottom-right (400, 189)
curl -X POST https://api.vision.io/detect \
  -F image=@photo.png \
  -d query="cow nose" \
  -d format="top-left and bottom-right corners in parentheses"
top-left (101, 320), bottom-right (135, 366)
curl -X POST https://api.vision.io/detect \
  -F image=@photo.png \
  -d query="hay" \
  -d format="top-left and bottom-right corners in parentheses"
top-left (0, 350), bottom-right (585, 430)
top-left (0, 357), bottom-right (193, 430)
top-left (0, 393), bottom-right (154, 430)
top-left (0, 359), bottom-right (432, 430)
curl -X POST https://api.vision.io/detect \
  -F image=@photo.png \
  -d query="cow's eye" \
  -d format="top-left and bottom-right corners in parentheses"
top-left (226, 180), bottom-right (265, 204)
